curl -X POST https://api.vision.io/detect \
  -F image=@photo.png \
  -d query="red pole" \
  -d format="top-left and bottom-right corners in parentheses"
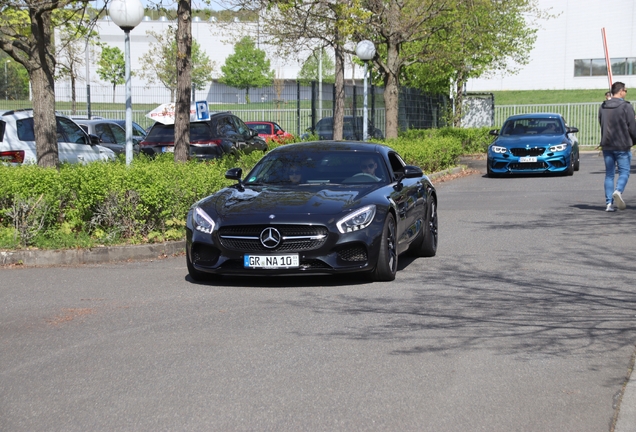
top-left (601, 28), bottom-right (613, 89)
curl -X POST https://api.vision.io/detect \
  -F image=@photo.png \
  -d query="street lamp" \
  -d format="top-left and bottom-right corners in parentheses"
top-left (108, 0), bottom-right (144, 166)
top-left (4, 59), bottom-right (10, 101)
top-left (355, 40), bottom-right (375, 141)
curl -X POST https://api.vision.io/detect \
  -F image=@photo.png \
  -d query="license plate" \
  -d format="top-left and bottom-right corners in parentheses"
top-left (519, 156), bottom-right (537, 162)
top-left (244, 254), bottom-right (299, 269)
top-left (162, 146), bottom-right (175, 153)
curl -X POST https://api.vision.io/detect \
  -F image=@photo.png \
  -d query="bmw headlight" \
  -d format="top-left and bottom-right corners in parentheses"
top-left (549, 143), bottom-right (569, 152)
top-left (193, 206), bottom-right (215, 234)
top-left (491, 145), bottom-right (507, 154)
top-left (337, 205), bottom-right (376, 234)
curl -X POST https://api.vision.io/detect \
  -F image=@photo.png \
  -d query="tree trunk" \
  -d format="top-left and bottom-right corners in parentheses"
top-left (174, 0), bottom-right (192, 163)
top-left (112, 83), bottom-right (116, 104)
top-left (29, 8), bottom-right (58, 168)
top-left (333, 41), bottom-right (345, 141)
top-left (383, 42), bottom-right (400, 139)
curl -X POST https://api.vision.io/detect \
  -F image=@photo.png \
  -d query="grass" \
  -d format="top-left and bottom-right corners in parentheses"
top-left (490, 89), bottom-right (611, 105)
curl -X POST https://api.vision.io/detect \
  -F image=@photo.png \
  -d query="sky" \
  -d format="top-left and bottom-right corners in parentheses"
top-left (94, 0), bottom-right (231, 11)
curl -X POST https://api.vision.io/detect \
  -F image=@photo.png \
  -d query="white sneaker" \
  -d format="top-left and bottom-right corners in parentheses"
top-left (613, 190), bottom-right (626, 210)
top-left (606, 203), bottom-right (616, 212)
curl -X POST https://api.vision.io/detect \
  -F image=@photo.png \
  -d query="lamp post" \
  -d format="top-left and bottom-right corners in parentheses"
top-left (4, 59), bottom-right (10, 101)
top-left (355, 40), bottom-right (375, 141)
top-left (108, 0), bottom-right (144, 166)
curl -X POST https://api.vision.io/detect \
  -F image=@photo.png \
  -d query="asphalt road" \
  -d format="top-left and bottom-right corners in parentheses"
top-left (2, 152), bottom-right (636, 432)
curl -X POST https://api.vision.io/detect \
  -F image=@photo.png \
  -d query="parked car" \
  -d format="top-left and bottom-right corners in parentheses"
top-left (108, 119), bottom-right (148, 141)
top-left (302, 116), bottom-right (385, 141)
top-left (185, 141), bottom-right (437, 282)
top-left (244, 121), bottom-right (294, 143)
top-left (0, 109), bottom-right (115, 165)
top-left (74, 119), bottom-right (140, 156)
top-left (487, 113), bottom-right (580, 177)
top-left (140, 111), bottom-right (267, 161)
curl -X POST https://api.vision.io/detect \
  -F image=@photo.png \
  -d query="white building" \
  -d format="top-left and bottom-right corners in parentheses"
top-left (58, 0), bottom-right (636, 102)
top-left (468, 0), bottom-right (636, 92)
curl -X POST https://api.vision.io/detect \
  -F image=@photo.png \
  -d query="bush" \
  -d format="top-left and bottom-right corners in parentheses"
top-left (0, 129), bottom-right (483, 250)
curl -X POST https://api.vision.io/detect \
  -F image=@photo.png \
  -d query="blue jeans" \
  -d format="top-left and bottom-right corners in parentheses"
top-left (603, 150), bottom-right (632, 205)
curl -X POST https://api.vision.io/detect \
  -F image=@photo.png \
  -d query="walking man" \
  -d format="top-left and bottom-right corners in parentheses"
top-left (598, 81), bottom-right (636, 211)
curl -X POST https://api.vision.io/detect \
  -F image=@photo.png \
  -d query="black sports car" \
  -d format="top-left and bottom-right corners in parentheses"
top-left (186, 141), bottom-right (438, 282)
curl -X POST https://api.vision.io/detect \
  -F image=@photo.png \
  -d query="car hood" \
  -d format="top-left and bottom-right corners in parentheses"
top-left (198, 184), bottom-right (382, 223)
top-left (494, 135), bottom-right (567, 147)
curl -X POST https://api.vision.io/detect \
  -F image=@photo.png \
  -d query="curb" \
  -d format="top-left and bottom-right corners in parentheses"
top-left (1, 241), bottom-right (186, 267)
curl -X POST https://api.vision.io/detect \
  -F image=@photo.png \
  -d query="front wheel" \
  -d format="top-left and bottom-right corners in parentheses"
top-left (573, 150), bottom-right (580, 171)
top-left (413, 199), bottom-right (438, 257)
top-left (372, 214), bottom-right (398, 281)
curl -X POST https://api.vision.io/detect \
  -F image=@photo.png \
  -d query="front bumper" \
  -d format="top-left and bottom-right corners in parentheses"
top-left (487, 151), bottom-right (571, 174)
top-left (186, 220), bottom-right (384, 277)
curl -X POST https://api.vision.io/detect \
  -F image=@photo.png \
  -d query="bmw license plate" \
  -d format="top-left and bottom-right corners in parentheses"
top-left (519, 156), bottom-right (537, 162)
top-left (244, 254), bottom-right (299, 269)
top-left (162, 146), bottom-right (175, 153)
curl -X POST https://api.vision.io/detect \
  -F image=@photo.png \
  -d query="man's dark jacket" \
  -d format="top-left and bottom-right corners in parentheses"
top-left (598, 98), bottom-right (636, 151)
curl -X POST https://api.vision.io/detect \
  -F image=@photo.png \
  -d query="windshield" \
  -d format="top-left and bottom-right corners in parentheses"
top-left (500, 118), bottom-right (564, 136)
top-left (244, 150), bottom-right (389, 185)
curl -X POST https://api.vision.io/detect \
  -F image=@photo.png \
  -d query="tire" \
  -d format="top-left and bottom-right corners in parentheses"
top-left (414, 199), bottom-right (438, 257)
top-left (573, 150), bottom-right (580, 171)
top-left (372, 213), bottom-right (398, 282)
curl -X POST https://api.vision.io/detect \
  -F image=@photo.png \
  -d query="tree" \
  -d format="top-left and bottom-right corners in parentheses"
top-left (220, 36), bottom-right (273, 104)
top-left (297, 48), bottom-right (335, 86)
top-left (224, 0), bottom-right (368, 139)
top-left (138, 26), bottom-right (214, 103)
top-left (358, 0), bottom-right (547, 132)
top-left (96, 46), bottom-right (125, 104)
top-left (174, 0), bottom-right (192, 163)
top-left (0, 0), bottom-right (98, 168)
top-left (56, 24), bottom-right (99, 113)
top-left (0, 51), bottom-right (29, 100)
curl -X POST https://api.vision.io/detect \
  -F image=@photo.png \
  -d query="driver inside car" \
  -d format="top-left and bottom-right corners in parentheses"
top-left (359, 157), bottom-right (381, 180)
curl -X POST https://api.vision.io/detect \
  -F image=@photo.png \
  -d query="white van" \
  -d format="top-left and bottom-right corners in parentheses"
top-left (0, 109), bottom-right (115, 165)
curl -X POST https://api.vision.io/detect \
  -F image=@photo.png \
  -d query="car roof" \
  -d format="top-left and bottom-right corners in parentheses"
top-left (269, 141), bottom-right (392, 155)
top-left (505, 113), bottom-right (564, 121)
top-left (74, 119), bottom-right (122, 125)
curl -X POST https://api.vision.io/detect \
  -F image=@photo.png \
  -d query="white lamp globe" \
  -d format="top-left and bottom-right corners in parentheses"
top-left (109, 0), bottom-right (145, 31)
top-left (356, 40), bottom-right (376, 61)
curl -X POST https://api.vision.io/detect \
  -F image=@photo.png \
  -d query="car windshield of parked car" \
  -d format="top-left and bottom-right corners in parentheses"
top-left (250, 123), bottom-right (273, 134)
top-left (500, 118), bottom-right (563, 136)
top-left (244, 150), bottom-right (389, 185)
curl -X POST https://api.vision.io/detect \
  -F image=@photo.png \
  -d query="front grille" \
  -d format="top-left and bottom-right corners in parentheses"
top-left (219, 224), bottom-right (329, 253)
top-left (192, 244), bottom-right (220, 267)
top-left (510, 148), bottom-right (545, 157)
top-left (337, 245), bottom-right (368, 262)
top-left (509, 162), bottom-right (548, 170)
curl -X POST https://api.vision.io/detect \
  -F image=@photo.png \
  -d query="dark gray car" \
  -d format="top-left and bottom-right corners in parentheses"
top-left (74, 119), bottom-right (140, 156)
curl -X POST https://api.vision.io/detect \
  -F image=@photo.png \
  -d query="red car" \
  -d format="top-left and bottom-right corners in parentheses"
top-left (245, 121), bottom-right (294, 143)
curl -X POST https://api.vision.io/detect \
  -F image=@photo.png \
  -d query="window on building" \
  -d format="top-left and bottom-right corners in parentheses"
top-left (575, 58), bottom-right (636, 76)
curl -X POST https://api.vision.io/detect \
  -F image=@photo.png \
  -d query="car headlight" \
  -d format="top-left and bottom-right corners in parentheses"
top-left (193, 206), bottom-right (215, 234)
top-left (549, 143), bottom-right (569, 152)
top-left (491, 145), bottom-right (507, 154)
top-left (337, 205), bottom-right (376, 234)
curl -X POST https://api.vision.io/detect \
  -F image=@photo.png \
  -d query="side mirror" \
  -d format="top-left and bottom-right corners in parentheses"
top-left (567, 126), bottom-right (579, 134)
top-left (225, 167), bottom-right (244, 191)
top-left (402, 165), bottom-right (424, 179)
top-left (489, 129), bottom-right (499, 136)
top-left (89, 134), bottom-right (101, 145)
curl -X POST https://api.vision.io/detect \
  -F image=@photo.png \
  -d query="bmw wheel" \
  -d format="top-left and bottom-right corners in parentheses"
top-left (373, 213), bottom-right (398, 281)
top-left (573, 150), bottom-right (580, 171)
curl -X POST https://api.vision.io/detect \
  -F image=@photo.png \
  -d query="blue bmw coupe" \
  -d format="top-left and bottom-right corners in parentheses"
top-left (487, 113), bottom-right (580, 177)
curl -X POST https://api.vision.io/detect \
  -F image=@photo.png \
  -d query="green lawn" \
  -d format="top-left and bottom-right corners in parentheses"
top-left (490, 89), bottom-right (611, 105)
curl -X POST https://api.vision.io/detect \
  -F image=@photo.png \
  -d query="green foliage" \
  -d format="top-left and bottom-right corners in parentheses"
top-left (220, 37), bottom-right (274, 103)
top-left (96, 45), bottom-right (125, 103)
top-left (0, 129), bottom-right (485, 250)
top-left (297, 48), bottom-right (335, 86)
